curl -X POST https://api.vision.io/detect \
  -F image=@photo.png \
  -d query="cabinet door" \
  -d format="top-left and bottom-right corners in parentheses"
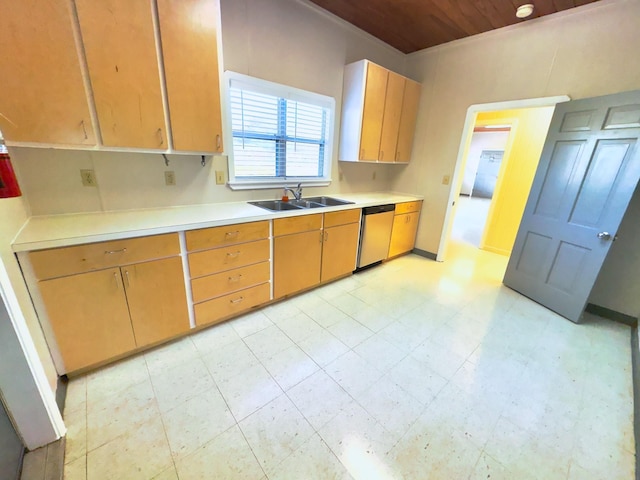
top-left (359, 62), bottom-right (388, 161)
top-left (379, 73), bottom-right (405, 163)
top-left (157, 0), bottom-right (223, 153)
top-left (321, 223), bottom-right (360, 283)
top-left (388, 212), bottom-right (420, 258)
top-left (274, 230), bottom-right (322, 299)
top-left (123, 257), bottom-right (190, 348)
top-left (75, 0), bottom-right (165, 149)
top-left (39, 268), bottom-right (135, 372)
top-left (395, 79), bottom-right (421, 163)
top-left (0, 1), bottom-right (95, 145)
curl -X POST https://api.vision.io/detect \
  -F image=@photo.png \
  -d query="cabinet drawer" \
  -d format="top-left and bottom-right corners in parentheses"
top-left (30, 233), bottom-right (180, 280)
top-left (191, 261), bottom-right (270, 303)
top-left (188, 239), bottom-right (269, 278)
top-left (274, 214), bottom-right (322, 236)
top-left (194, 283), bottom-right (270, 326)
top-left (394, 201), bottom-right (422, 215)
top-left (185, 221), bottom-right (269, 251)
top-left (324, 209), bottom-right (361, 228)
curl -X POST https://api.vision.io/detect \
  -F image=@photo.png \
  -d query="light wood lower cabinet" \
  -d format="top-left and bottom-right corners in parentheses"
top-left (186, 221), bottom-right (271, 326)
top-left (33, 233), bottom-right (189, 372)
top-left (388, 201), bottom-right (422, 258)
top-left (123, 257), bottom-right (189, 348)
top-left (39, 268), bottom-right (137, 373)
top-left (274, 229), bottom-right (323, 299)
top-left (274, 210), bottom-right (361, 298)
top-left (321, 210), bottom-right (361, 283)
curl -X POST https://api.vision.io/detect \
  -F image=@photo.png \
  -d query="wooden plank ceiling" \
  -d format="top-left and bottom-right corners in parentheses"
top-left (309, 0), bottom-right (601, 53)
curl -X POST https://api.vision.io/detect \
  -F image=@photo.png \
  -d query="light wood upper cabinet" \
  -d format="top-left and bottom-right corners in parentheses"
top-left (75, 0), bottom-right (166, 149)
top-left (379, 73), bottom-right (405, 163)
top-left (39, 268), bottom-right (136, 372)
top-left (340, 59), bottom-right (421, 164)
top-left (360, 63), bottom-right (388, 161)
top-left (396, 79), bottom-right (421, 163)
top-left (0, 0), bottom-right (95, 145)
top-left (157, 0), bottom-right (223, 153)
top-left (123, 257), bottom-right (190, 348)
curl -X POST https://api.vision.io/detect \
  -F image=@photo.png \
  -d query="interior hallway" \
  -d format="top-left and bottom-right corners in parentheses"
top-left (59, 243), bottom-right (633, 480)
top-left (451, 195), bottom-right (493, 248)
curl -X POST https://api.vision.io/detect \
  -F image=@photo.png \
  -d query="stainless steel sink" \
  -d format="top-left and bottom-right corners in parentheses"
top-left (249, 200), bottom-right (303, 211)
top-left (249, 196), bottom-right (354, 212)
top-left (288, 199), bottom-right (325, 208)
top-left (302, 196), bottom-right (354, 206)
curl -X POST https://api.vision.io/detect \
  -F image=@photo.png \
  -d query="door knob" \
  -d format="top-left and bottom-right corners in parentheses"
top-left (597, 232), bottom-right (612, 240)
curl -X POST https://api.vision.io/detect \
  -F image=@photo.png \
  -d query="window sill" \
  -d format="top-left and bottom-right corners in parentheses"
top-left (227, 179), bottom-right (332, 191)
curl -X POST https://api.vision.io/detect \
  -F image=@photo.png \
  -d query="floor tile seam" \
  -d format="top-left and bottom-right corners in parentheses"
top-left (236, 396), bottom-right (317, 477)
top-left (86, 373), bottom-right (151, 409)
top-left (231, 419), bottom-right (271, 480)
top-left (153, 398), bottom-right (181, 478)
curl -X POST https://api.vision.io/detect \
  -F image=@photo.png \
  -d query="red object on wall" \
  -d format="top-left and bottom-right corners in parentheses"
top-left (0, 152), bottom-right (22, 198)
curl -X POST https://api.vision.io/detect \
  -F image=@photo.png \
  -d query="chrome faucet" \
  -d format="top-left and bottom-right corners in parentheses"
top-left (285, 183), bottom-right (303, 201)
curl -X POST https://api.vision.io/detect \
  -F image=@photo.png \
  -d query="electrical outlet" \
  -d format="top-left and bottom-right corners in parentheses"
top-left (165, 171), bottom-right (176, 186)
top-left (80, 169), bottom-right (97, 187)
top-left (442, 175), bottom-right (450, 185)
top-left (215, 170), bottom-right (225, 185)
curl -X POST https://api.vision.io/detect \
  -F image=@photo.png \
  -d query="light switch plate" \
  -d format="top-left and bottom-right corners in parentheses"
top-left (215, 170), bottom-right (225, 185)
top-left (442, 175), bottom-right (450, 185)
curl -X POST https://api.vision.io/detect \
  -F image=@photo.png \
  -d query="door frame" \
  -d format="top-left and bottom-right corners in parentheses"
top-left (436, 95), bottom-right (571, 262)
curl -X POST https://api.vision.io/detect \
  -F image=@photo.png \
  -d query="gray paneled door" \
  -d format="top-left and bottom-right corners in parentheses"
top-left (503, 90), bottom-right (640, 323)
top-left (0, 395), bottom-right (23, 479)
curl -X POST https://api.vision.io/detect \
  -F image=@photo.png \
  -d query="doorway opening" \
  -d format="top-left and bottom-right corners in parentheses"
top-left (437, 96), bottom-right (570, 265)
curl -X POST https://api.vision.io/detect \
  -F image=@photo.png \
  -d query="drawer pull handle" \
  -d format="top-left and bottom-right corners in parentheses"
top-left (228, 274), bottom-right (243, 282)
top-left (216, 134), bottom-right (222, 151)
top-left (225, 231), bottom-right (240, 237)
top-left (230, 296), bottom-right (244, 304)
top-left (105, 248), bottom-right (127, 255)
top-left (226, 251), bottom-right (241, 258)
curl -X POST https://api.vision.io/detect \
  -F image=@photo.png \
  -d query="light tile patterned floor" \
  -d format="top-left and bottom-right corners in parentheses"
top-left (61, 243), bottom-right (634, 480)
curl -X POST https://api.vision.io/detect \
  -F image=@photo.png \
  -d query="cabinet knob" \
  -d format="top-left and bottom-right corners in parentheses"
top-left (157, 128), bottom-right (164, 146)
top-left (216, 134), bottom-right (222, 151)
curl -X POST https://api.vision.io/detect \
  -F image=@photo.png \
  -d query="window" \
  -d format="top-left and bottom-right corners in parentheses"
top-left (225, 72), bottom-right (335, 189)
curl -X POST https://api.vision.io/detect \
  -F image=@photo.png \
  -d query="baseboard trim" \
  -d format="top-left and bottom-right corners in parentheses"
top-left (585, 303), bottom-right (638, 327)
top-left (412, 248), bottom-right (437, 260)
top-left (632, 327), bottom-right (640, 480)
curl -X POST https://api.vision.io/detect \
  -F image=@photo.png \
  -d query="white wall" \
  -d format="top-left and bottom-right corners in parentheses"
top-left (460, 131), bottom-right (510, 195)
top-left (589, 185), bottom-right (640, 318)
top-left (391, 0), bottom-right (640, 255)
top-left (11, 0), bottom-right (406, 216)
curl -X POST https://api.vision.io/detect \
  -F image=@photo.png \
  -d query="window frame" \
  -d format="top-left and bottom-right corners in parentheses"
top-left (223, 71), bottom-right (335, 190)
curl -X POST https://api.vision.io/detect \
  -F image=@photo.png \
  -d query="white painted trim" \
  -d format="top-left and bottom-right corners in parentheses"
top-left (436, 95), bottom-right (570, 262)
top-left (0, 262), bottom-right (65, 449)
top-left (3, 140), bottom-right (219, 157)
top-left (178, 232), bottom-right (196, 329)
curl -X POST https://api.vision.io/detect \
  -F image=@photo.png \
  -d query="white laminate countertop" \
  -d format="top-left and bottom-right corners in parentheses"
top-left (12, 192), bottom-right (423, 252)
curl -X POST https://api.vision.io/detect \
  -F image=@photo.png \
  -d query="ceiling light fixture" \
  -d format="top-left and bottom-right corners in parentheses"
top-left (516, 4), bottom-right (534, 19)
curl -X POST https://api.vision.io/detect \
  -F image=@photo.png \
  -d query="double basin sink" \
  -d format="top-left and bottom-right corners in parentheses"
top-left (249, 196), bottom-right (354, 212)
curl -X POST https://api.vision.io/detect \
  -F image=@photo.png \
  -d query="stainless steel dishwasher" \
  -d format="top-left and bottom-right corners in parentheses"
top-left (356, 204), bottom-right (396, 270)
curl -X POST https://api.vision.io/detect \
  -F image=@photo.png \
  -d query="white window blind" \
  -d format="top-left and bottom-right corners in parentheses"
top-left (225, 72), bottom-right (334, 188)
